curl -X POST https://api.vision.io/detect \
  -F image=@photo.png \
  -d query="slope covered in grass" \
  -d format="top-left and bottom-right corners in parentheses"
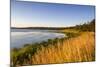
top-left (32, 32), bottom-right (95, 64)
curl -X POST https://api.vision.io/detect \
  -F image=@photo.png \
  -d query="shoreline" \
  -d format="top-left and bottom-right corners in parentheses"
top-left (11, 30), bottom-right (67, 49)
top-left (11, 31), bottom-right (95, 66)
top-left (11, 29), bottom-right (80, 50)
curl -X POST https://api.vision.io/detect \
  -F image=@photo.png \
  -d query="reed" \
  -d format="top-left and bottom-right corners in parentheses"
top-left (32, 32), bottom-right (95, 64)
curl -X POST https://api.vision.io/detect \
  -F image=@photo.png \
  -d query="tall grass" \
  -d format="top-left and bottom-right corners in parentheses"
top-left (11, 32), bottom-right (95, 66)
top-left (32, 32), bottom-right (95, 64)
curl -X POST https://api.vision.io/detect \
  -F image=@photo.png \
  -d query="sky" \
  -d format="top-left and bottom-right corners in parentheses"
top-left (11, 0), bottom-right (95, 27)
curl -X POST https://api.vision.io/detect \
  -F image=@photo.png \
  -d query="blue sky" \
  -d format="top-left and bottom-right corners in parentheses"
top-left (11, 0), bottom-right (95, 27)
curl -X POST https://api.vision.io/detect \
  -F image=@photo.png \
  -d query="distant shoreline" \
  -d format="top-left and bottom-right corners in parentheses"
top-left (11, 27), bottom-right (68, 30)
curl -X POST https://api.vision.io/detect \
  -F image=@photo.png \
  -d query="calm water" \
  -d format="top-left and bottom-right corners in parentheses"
top-left (11, 29), bottom-right (66, 49)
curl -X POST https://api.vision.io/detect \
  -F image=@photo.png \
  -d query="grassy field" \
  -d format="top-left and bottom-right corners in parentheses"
top-left (32, 32), bottom-right (95, 64)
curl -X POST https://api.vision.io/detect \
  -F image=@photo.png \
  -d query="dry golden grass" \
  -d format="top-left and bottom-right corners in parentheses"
top-left (32, 32), bottom-right (95, 64)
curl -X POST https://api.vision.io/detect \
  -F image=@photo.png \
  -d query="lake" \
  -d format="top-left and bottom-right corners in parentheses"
top-left (11, 29), bottom-right (66, 49)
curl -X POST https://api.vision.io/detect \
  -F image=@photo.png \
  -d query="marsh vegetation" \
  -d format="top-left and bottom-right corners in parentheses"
top-left (11, 19), bottom-right (95, 66)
